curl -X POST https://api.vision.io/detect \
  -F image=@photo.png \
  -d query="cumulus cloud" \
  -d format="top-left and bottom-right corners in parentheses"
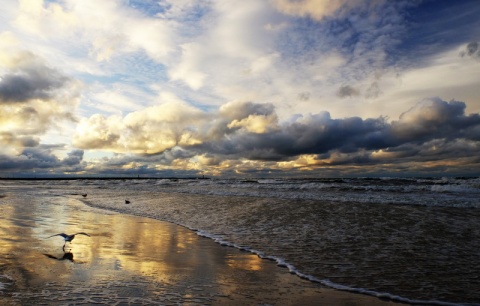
top-left (71, 97), bottom-right (480, 174)
top-left (0, 53), bottom-right (69, 103)
top-left (0, 44), bottom-right (80, 158)
top-left (63, 149), bottom-right (84, 166)
top-left (391, 97), bottom-right (480, 142)
top-left (0, 147), bottom-right (84, 174)
top-left (73, 100), bottom-right (209, 154)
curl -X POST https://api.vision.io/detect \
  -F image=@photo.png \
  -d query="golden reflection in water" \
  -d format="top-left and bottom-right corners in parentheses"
top-left (0, 193), bottom-right (240, 287)
top-left (0, 188), bottom-right (402, 306)
top-left (226, 253), bottom-right (263, 271)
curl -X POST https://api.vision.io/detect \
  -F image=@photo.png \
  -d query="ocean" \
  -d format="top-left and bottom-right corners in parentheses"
top-left (1, 177), bottom-right (479, 305)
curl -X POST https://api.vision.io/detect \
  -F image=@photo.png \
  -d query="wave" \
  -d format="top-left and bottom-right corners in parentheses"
top-left (4, 180), bottom-right (477, 304)
top-left (2, 177), bottom-right (479, 208)
top-left (77, 195), bottom-right (470, 306)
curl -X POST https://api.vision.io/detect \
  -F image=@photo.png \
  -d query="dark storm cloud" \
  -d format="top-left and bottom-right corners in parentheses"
top-left (0, 147), bottom-right (84, 171)
top-left (391, 98), bottom-right (480, 142)
top-left (190, 97), bottom-right (480, 163)
top-left (193, 111), bottom-right (390, 159)
top-left (0, 59), bottom-right (69, 103)
top-left (63, 150), bottom-right (84, 166)
top-left (7, 97), bottom-right (479, 177)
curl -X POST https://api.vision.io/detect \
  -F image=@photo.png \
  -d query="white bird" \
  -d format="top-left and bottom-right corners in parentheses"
top-left (46, 232), bottom-right (91, 250)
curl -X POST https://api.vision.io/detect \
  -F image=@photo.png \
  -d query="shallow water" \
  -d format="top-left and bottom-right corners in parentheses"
top-left (0, 188), bottom-right (401, 305)
top-left (82, 190), bottom-right (480, 304)
top-left (1, 179), bottom-right (479, 305)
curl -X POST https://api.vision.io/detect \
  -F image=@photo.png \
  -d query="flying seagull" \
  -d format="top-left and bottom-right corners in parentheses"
top-left (46, 232), bottom-right (91, 250)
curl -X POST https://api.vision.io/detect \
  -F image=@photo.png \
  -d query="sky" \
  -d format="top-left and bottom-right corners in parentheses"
top-left (0, 0), bottom-right (480, 178)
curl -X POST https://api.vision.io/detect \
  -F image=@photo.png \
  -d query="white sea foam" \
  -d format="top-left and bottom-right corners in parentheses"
top-left (0, 274), bottom-right (13, 291)
top-left (190, 226), bottom-right (469, 306)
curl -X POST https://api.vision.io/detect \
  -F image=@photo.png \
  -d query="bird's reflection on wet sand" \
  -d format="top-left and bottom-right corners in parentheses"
top-left (43, 251), bottom-right (75, 262)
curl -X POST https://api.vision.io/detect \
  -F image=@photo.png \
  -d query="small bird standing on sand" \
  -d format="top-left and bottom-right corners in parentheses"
top-left (125, 200), bottom-right (131, 204)
top-left (46, 232), bottom-right (91, 250)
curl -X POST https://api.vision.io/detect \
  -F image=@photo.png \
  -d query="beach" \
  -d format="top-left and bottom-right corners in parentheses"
top-left (0, 185), bottom-right (403, 305)
top-left (1, 178), bottom-right (479, 305)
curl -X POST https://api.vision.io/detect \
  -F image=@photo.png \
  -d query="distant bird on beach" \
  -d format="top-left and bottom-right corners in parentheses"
top-left (46, 232), bottom-right (91, 250)
top-left (125, 200), bottom-right (131, 204)
top-left (82, 194), bottom-right (87, 198)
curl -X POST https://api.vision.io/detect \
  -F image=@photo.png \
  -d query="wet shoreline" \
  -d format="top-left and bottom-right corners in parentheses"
top-left (0, 189), bottom-right (402, 305)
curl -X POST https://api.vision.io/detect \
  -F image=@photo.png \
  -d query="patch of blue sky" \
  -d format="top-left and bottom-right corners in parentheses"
top-left (76, 72), bottom-right (123, 87)
top-left (395, 0), bottom-right (480, 65)
top-left (127, 0), bottom-right (212, 28)
top-left (275, 18), bottom-right (335, 62)
top-left (182, 94), bottom-right (219, 113)
top-left (44, 0), bottom-right (60, 5)
top-left (81, 49), bottom-right (169, 90)
top-left (339, 5), bottom-right (408, 66)
top-left (127, 0), bottom-right (169, 16)
top-left (274, 4), bottom-right (406, 64)
top-left (174, 2), bottom-right (212, 23)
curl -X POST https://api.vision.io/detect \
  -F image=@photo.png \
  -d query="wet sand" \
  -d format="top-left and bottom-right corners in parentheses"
top-left (0, 190), bottom-right (402, 305)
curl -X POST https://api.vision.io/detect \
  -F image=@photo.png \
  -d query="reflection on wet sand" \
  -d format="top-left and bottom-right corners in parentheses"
top-left (43, 252), bottom-right (75, 262)
top-left (0, 189), bottom-right (401, 305)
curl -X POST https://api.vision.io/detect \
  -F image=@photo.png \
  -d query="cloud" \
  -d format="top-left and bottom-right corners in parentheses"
top-left (336, 85), bottom-right (360, 98)
top-left (272, 0), bottom-right (366, 21)
top-left (0, 53), bottom-right (69, 103)
top-left (4, 96), bottom-right (471, 177)
top-left (2, 1), bottom-right (479, 177)
top-left (168, 43), bottom-right (208, 90)
top-left (391, 97), bottom-right (480, 142)
top-left (15, 0), bottom-right (174, 63)
top-left (0, 147), bottom-right (84, 173)
top-left (460, 41), bottom-right (480, 59)
top-left (0, 43), bottom-right (80, 157)
top-left (73, 99), bottom-right (209, 154)
top-left (71, 98), bottom-right (480, 172)
top-left (63, 149), bottom-right (84, 166)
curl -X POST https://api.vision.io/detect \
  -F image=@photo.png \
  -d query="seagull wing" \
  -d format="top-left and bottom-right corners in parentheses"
top-left (74, 232), bottom-right (91, 237)
top-left (46, 233), bottom-right (67, 239)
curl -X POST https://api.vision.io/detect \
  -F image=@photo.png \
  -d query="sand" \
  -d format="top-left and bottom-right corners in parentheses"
top-left (0, 191), bottom-right (403, 305)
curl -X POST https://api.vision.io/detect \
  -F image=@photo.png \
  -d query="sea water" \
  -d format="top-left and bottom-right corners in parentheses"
top-left (1, 177), bottom-right (479, 305)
